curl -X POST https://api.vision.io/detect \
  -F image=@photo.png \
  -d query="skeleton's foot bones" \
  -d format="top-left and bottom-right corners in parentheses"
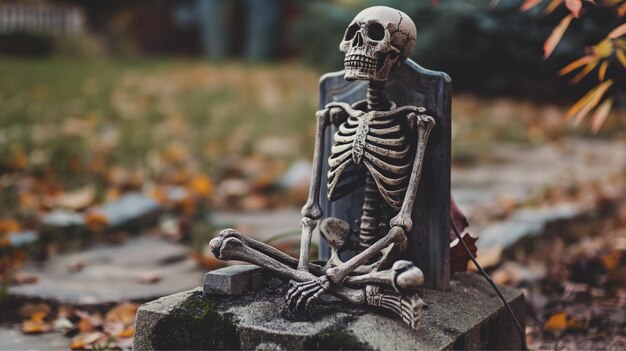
top-left (365, 285), bottom-right (424, 330)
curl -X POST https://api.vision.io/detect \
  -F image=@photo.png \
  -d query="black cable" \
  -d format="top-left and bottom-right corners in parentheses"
top-left (449, 217), bottom-right (528, 350)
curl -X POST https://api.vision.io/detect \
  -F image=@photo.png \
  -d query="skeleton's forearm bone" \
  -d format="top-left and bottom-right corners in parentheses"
top-left (326, 226), bottom-right (406, 284)
top-left (297, 217), bottom-right (317, 271)
top-left (300, 109), bottom-right (329, 220)
top-left (390, 115), bottom-right (435, 231)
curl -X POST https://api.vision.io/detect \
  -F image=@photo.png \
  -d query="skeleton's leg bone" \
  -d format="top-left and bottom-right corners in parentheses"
top-left (210, 235), bottom-right (318, 282)
top-left (297, 217), bottom-right (317, 271)
top-left (326, 226), bottom-right (406, 285)
top-left (365, 285), bottom-right (423, 330)
top-left (212, 229), bottom-right (324, 275)
top-left (344, 260), bottom-right (423, 294)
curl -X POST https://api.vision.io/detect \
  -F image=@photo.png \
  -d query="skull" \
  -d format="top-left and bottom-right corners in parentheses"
top-left (340, 6), bottom-right (416, 81)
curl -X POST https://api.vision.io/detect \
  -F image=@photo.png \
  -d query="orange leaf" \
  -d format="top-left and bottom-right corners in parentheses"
top-left (105, 302), bottom-right (138, 325)
top-left (545, 312), bottom-right (568, 332)
top-left (565, 0), bottom-right (582, 17)
top-left (544, 14), bottom-right (574, 59)
top-left (567, 80), bottom-right (613, 124)
top-left (545, 0), bottom-right (562, 13)
top-left (0, 219), bottom-right (20, 234)
top-left (590, 98), bottom-right (613, 133)
top-left (570, 58), bottom-right (598, 83)
top-left (85, 213), bottom-right (108, 233)
top-left (118, 326), bottom-right (135, 338)
top-left (618, 2), bottom-right (626, 17)
top-left (559, 55), bottom-right (592, 75)
top-left (188, 174), bottom-right (215, 198)
top-left (608, 23), bottom-right (626, 39)
top-left (521, 0), bottom-right (543, 11)
top-left (597, 60), bottom-right (609, 81)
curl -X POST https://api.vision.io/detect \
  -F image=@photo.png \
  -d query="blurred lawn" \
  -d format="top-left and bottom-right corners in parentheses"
top-left (1, 56), bottom-right (624, 212)
top-left (0, 57), bottom-right (320, 175)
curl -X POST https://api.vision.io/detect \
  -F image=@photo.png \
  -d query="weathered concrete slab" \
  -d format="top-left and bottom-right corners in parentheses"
top-left (9, 237), bottom-right (204, 305)
top-left (0, 326), bottom-right (68, 350)
top-left (203, 265), bottom-right (262, 295)
top-left (134, 272), bottom-right (524, 351)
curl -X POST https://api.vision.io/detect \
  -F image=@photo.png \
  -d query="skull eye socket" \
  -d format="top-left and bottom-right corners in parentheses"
top-left (367, 23), bottom-right (385, 41)
top-left (344, 24), bottom-right (359, 41)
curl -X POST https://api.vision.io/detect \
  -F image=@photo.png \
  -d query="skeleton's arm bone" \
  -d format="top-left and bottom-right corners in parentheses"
top-left (297, 109), bottom-right (329, 271)
top-left (389, 113), bottom-right (436, 231)
top-left (326, 226), bottom-right (406, 284)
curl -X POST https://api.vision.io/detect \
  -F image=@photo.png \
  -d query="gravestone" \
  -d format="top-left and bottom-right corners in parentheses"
top-left (319, 59), bottom-right (452, 290)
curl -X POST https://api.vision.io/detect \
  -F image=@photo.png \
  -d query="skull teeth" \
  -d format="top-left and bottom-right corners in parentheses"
top-left (344, 54), bottom-right (377, 69)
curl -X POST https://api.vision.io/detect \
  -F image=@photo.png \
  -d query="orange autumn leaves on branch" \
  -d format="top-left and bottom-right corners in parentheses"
top-left (522, 0), bottom-right (626, 132)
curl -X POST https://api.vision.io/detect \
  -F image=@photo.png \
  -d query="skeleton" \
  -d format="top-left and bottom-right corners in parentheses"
top-left (209, 6), bottom-right (436, 330)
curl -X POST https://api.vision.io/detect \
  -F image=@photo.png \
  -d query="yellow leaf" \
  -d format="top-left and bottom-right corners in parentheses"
top-left (559, 55), bottom-right (592, 75)
top-left (608, 23), bottom-right (626, 39)
top-left (544, 14), bottom-right (574, 59)
top-left (521, 0), bottom-right (544, 11)
top-left (566, 80), bottom-right (613, 124)
top-left (590, 98), bottom-right (613, 133)
top-left (570, 58), bottom-right (599, 83)
top-left (598, 60), bottom-right (609, 81)
top-left (545, 312), bottom-right (568, 331)
top-left (593, 39), bottom-right (614, 58)
top-left (616, 48), bottom-right (626, 68)
top-left (565, 0), bottom-right (582, 17)
top-left (545, 0), bottom-right (562, 13)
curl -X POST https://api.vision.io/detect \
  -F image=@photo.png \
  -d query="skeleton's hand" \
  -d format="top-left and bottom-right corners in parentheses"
top-left (286, 276), bottom-right (331, 314)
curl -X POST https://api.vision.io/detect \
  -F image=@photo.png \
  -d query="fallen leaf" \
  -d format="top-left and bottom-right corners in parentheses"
top-left (450, 232), bottom-right (478, 274)
top-left (66, 261), bottom-right (85, 273)
top-left (105, 302), bottom-right (138, 326)
top-left (22, 313), bottom-right (53, 334)
top-left (545, 311), bottom-right (568, 332)
top-left (55, 186), bottom-right (95, 210)
top-left (70, 331), bottom-right (108, 350)
top-left (189, 250), bottom-right (222, 269)
top-left (188, 174), bottom-right (214, 198)
top-left (13, 272), bottom-right (38, 285)
top-left (135, 272), bottom-right (161, 284)
top-left (85, 213), bottom-right (108, 233)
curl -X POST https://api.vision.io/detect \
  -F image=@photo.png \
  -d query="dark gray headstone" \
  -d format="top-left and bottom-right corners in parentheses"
top-left (318, 59), bottom-right (452, 290)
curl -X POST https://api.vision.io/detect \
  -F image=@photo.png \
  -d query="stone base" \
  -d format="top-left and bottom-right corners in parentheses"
top-left (133, 272), bottom-right (525, 351)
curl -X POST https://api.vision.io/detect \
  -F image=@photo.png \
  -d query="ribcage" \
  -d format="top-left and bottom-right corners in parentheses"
top-left (327, 111), bottom-right (413, 211)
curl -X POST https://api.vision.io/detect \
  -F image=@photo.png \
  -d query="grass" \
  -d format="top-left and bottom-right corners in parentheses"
top-left (1, 56), bottom-right (623, 194)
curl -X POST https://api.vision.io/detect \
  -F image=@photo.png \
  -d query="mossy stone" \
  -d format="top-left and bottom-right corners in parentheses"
top-left (152, 291), bottom-right (240, 350)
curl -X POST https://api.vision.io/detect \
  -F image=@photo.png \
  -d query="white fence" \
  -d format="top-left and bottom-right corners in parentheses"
top-left (0, 3), bottom-right (84, 35)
